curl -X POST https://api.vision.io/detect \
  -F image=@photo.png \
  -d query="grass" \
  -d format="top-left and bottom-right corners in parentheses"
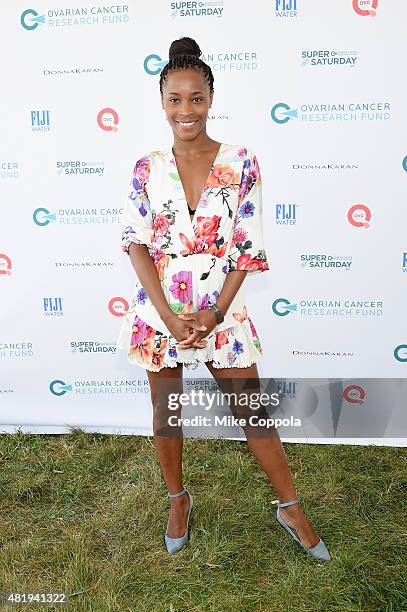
top-left (0, 430), bottom-right (405, 612)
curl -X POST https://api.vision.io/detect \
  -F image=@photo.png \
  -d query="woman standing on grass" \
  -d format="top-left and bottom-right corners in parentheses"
top-left (118, 36), bottom-right (331, 561)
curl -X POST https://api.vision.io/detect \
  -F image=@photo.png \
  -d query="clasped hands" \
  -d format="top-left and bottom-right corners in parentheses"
top-left (166, 308), bottom-right (219, 349)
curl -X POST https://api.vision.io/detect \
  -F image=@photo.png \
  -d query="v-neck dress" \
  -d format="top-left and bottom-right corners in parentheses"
top-left (117, 142), bottom-right (270, 372)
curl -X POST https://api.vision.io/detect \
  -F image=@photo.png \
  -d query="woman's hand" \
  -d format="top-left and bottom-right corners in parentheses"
top-left (177, 309), bottom-right (218, 349)
top-left (164, 312), bottom-right (210, 349)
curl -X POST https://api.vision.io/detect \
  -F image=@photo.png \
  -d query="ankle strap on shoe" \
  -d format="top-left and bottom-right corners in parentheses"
top-left (278, 499), bottom-right (299, 508)
top-left (168, 487), bottom-right (187, 499)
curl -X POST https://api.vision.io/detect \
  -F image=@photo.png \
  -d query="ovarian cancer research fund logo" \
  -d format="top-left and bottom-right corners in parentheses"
top-left (271, 297), bottom-right (383, 318)
top-left (271, 101), bottom-right (390, 124)
top-left (20, 5), bottom-right (129, 30)
top-left (33, 206), bottom-right (122, 226)
top-left (144, 50), bottom-right (257, 76)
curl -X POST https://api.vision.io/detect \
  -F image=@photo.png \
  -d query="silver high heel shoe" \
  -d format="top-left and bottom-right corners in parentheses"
top-left (276, 499), bottom-right (331, 561)
top-left (164, 486), bottom-right (193, 555)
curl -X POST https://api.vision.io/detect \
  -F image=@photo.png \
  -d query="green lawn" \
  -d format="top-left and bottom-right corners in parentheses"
top-left (0, 431), bottom-right (405, 612)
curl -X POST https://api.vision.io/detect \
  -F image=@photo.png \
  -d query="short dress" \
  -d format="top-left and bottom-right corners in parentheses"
top-left (116, 142), bottom-right (270, 372)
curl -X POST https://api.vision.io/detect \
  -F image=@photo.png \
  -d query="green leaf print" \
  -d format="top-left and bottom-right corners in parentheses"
top-left (169, 303), bottom-right (185, 314)
top-left (253, 338), bottom-right (261, 351)
top-left (169, 172), bottom-right (180, 181)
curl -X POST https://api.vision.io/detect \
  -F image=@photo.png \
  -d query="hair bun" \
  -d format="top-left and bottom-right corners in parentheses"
top-left (169, 36), bottom-right (202, 60)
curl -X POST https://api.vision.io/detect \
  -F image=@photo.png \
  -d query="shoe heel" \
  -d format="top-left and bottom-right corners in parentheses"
top-left (164, 487), bottom-right (193, 555)
top-left (276, 499), bottom-right (331, 562)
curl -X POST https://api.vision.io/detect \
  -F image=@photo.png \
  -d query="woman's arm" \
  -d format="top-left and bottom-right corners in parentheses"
top-left (177, 270), bottom-right (247, 348)
top-left (216, 270), bottom-right (248, 318)
top-left (128, 243), bottom-right (172, 323)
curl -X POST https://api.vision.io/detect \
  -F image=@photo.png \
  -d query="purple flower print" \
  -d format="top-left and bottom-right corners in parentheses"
top-left (136, 288), bottom-right (148, 304)
top-left (227, 351), bottom-right (237, 366)
top-left (130, 315), bottom-right (148, 345)
top-left (239, 201), bottom-right (255, 218)
top-left (129, 177), bottom-right (150, 218)
top-left (232, 339), bottom-right (244, 355)
top-left (222, 264), bottom-right (228, 274)
top-left (169, 346), bottom-right (177, 358)
top-left (198, 293), bottom-right (210, 311)
top-left (208, 290), bottom-right (220, 307)
top-left (169, 271), bottom-right (192, 304)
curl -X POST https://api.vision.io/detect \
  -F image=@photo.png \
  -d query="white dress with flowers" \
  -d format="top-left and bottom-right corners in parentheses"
top-left (117, 142), bottom-right (270, 372)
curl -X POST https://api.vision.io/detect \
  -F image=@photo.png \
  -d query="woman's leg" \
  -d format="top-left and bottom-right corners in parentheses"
top-left (205, 361), bottom-right (320, 548)
top-left (146, 363), bottom-right (190, 538)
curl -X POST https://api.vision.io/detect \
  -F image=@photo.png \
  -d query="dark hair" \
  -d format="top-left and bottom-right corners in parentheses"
top-left (159, 36), bottom-right (214, 95)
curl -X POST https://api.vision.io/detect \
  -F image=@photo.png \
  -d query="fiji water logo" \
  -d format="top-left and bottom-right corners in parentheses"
top-left (271, 101), bottom-right (390, 123)
top-left (402, 253), bottom-right (407, 272)
top-left (43, 297), bottom-right (63, 316)
top-left (31, 110), bottom-right (51, 132)
top-left (97, 108), bottom-right (119, 132)
top-left (343, 385), bottom-right (366, 404)
top-left (21, 9), bottom-right (45, 30)
top-left (347, 204), bottom-right (371, 228)
top-left (275, 0), bottom-right (297, 17)
top-left (0, 254), bottom-right (12, 276)
top-left (169, 1), bottom-right (224, 18)
top-left (108, 297), bottom-right (129, 317)
top-left (352, 0), bottom-right (378, 17)
top-left (275, 203), bottom-right (298, 225)
top-left (276, 380), bottom-right (297, 399)
top-left (394, 345), bottom-right (407, 362)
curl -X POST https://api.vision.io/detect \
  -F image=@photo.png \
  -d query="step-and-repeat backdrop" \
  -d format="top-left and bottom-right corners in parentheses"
top-left (1, 1), bottom-right (406, 444)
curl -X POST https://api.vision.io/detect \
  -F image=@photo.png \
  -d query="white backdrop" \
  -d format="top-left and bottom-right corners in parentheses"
top-left (1, 1), bottom-right (406, 444)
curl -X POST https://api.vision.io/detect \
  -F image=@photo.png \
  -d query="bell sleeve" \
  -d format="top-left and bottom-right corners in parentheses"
top-left (227, 147), bottom-right (270, 275)
top-left (121, 155), bottom-right (154, 254)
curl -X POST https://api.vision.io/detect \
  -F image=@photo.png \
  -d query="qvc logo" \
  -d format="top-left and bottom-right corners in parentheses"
top-left (352, 0), bottom-right (378, 17)
top-left (347, 204), bottom-right (371, 228)
top-left (108, 297), bottom-right (129, 317)
top-left (343, 385), bottom-right (366, 405)
top-left (0, 253), bottom-right (12, 275)
top-left (97, 108), bottom-right (119, 132)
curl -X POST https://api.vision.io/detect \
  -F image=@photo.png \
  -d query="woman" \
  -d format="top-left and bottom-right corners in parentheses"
top-left (118, 36), bottom-right (331, 561)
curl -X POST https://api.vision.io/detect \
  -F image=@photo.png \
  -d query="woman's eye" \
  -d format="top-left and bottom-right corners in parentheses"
top-left (193, 97), bottom-right (203, 103)
top-left (169, 98), bottom-right (178, 103)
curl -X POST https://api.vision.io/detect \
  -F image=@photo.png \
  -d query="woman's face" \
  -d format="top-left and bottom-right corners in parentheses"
top-left (161, 67), bottom-right (213, 142)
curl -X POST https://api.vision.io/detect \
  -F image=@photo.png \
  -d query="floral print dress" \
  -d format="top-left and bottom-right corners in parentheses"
top-left (117, 142), bottom-right (270, 372)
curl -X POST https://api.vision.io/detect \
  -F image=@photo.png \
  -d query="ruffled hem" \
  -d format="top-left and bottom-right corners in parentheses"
top-left (123, 316), bottom-right (264, 373)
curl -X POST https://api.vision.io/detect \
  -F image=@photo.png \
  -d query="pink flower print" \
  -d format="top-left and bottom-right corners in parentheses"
top-left (153, 214), bottom-right (171, 235)
top-left (232, 227), bottom-right (248, 246)
top-left (249, 318), bottom-right (259, 339)
top-left (169, 271), bottom-right (193, 304)
top-left (130, 315), bottom-right (148, 345)
top-left (134, 156), bottom-right (150, 185)
top-left (237, 147), bottom-right (247, 160)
